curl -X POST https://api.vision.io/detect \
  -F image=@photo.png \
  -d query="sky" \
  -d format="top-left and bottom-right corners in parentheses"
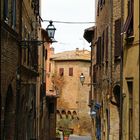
top-left (41, 0), bottom-right (95, 53)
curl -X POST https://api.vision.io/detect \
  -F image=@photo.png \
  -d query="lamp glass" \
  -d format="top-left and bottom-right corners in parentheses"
top-left (80, 73), bottom-right (85, 85)
top-left (46, 21), bottom-right (56, 39)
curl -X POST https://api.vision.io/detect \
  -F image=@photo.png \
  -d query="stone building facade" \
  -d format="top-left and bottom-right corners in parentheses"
top-left (1, 0), bottom-right (40, 139)
top-left (50, 49), bottom-right (92, 135)
top-left (37, 28), bottom-right (57, 140)
top-left (84, 0), bottom-right (122, 140)
top-left (122, 0), bottom-right (140, 139)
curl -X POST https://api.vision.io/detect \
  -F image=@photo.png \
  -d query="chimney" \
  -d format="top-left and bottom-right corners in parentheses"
top-left (76, 48), bottom-right (79, 55)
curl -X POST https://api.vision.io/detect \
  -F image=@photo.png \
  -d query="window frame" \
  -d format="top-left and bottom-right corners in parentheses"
top-left (69, 67), bottom-right (73, 76)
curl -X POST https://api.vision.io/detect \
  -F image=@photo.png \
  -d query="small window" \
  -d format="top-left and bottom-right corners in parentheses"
top-left (49, 63), bottom-right (51, 72)
top-left (49, 103), bottom-right (54, 114)
top-left (45, 49), bottom-right (48, 60)
top-left (69, 68), bottom-right (73, 76)
top-left (59, 68), bottom-right (64, 76)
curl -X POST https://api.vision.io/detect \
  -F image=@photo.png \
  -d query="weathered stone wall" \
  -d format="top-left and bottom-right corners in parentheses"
top-left (52, 50), bottom-right (92, 135)
top-left (92, 0), bottom-right (121, 140)
top-left (122, 0), bottom-right (140, 139)
top-left (1, 23), bottom-right (18, 140)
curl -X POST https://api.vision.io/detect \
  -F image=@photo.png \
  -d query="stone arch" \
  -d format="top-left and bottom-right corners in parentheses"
top-left (113, 84), bottom-right (120, 109)
top-left (61, 110), bottom-right (66, 118)
top-left (56, 110), bottom-right (62, 119)
top-left (109, 84), bottom-right (120, 140)
top-left (67, 110), bottom-right (72, 119)
top-left (3, 84), bottom-right (15, 140)
top-left (72, 111), bottom-right (77, 119)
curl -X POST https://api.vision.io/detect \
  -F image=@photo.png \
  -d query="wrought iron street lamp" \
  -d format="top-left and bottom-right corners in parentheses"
top-left (79, 73), bottom-right (85, 85)
top-left (20, 20), bottom-right (57, 46)
top-left (79, 73), bottom-right (94, 86)
top-left (46, 20), bottom-right (56, 40)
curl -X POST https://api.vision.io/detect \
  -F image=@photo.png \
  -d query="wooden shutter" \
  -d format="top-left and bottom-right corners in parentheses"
top-left (97, 37), bottom-right (101, 64)
top-left (99, 37), bottom-right (101, 64)
top-left (97, 2), bottom-right (99, 16)
top-left (105, 27), bottom-right (108, 61)
top-left (12, 0), bottom-right (16, 28)
top-left (122, 0), bottom-right (134, 36)
top-left (115, 18), bottom-right (121, 58)
top-left (93, 65), bottom-right (96, 84)
top-left (59, 68), bottom-right (64, 76)
top-left (101, 32), bottom-right (104, 63)
top-left (45, 49), bottom-right (48, 60)
top-left (3, 0), bottom-right (8, 20)
top-left (49, 63), bottom-right (51, 72)
top-left (69, 68), bottom-right (73, 76)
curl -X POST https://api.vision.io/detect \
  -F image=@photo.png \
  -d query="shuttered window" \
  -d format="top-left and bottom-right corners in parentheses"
top-left (69, 68), bottom-right (73, 76)
top-left (96, 37), bottom-right (101, 65)
top-left (105, 27), bottom-right (108, 61)
top-left (3, 0), bottom-right (8, 21)
top-left (59, 68), bottom-right (64, 76)
top-left (115, 18), bottom-right (121, 58)
top-left (49, 63), bottom-right (51, 72)
top-left (45, 49), bottom-right (48, 60)
top-left (101, 31), bottom-right (105, 63)
top-left (122, 0), bottom-right (134, 37)
top-left (12, 0), bottom-right (16, 29)
top-left (93, 65), bottom-right (96, 84)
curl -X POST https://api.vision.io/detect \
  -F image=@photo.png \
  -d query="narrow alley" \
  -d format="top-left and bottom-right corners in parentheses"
top-left (1, 0), bottom-right (139, 140)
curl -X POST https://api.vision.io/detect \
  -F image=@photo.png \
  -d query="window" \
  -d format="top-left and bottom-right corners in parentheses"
top-left (49, 103), bottom-right (54, 114)
top-left (114, 18), bottom-right (121, 58)
top-left (12, 0), bottom-right (16, 29)
top-left (101, 31), bottom-right (104, 63)
top-left (105, 27), bottom-right (108, 61)
top-left (45, 49), bottom-right (48, 60)
top-left (127, 81), bottom-right (133, 140)
top-left (97, 0), bottom-right (105, 15)
top-left (93, 65), bottom-right (97, 84)
top-left (27, 33), bottom-right (30, 66)
top-left (49, 63), bottom-right (51, 72)
top-left (122, 0), bottom-right (134, 37)
top-left (96, 37), bottom-right (101, 65)
top-left (59, 68), bottom-right (64, 76)
top-left (69, 68), bottom-right (73, 76)
top-left (3, 0), bottom-right (16, 28)
top-left (3, 0), bottom-right (8, 21)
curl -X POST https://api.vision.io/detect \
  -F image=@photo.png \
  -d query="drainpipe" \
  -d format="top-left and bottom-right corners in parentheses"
top-left (90, 43), bottom-right (93, 103)
top-left (120, 0), bottom-right (124, 140)
top-left (108, 0), bottom-right (113, 140)
top-left (15, 0), bottom-right (22, 139)
top-left (109, 0), bottom-right (113, 97)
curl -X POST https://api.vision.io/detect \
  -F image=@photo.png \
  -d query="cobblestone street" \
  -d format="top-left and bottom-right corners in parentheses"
top-left (59, 135), bottom-right (91, 140)
top-left (69, 135), bottom-right (91, 140)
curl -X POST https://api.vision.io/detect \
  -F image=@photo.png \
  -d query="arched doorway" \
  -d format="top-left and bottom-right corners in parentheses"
top-left (110, 84), bottom-right (120, 140)
top-left (113, 85), bottom-right (120, 112)
top-left (3, 84), bottom-right (15, 140)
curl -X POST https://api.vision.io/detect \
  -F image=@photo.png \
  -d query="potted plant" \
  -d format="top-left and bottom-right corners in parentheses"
top-left (63, 129), bottom-right (72, 140)
top-left (56, 129), bottom-right (61, 140)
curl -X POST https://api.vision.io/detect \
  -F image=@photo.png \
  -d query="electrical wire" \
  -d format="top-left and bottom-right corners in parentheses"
top-left (42, 19), bottom-right (96, 24)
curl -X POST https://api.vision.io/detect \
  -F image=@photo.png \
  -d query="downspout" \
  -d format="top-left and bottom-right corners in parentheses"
top-left (90, 43), bottom-right (93, 103)
top-left (120, 0), bottom-right (124, 140)
top-left (108, 0), bottom-right (113, 140)
top-left (15, 0), bottom-right (23, 139)
top-left (109, 0), bottom-right (113, 97)
top-left (139, 10), bottom-right (140, 140)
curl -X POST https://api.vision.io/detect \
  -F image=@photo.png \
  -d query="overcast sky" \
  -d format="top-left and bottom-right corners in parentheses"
top-left (41, 0), bottom-right (95, 53)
